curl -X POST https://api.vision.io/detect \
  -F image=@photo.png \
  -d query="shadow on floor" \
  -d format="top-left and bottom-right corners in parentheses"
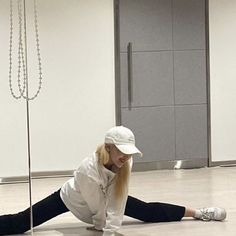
top-left (26, 219), bottom-right (198, 236)
top-left (31, 224), bottom-right (124, 236)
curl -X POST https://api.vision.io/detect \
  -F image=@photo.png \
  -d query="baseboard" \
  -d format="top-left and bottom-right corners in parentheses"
top-left (0, 159), bottom-right (209, 184)
top-left (132, 158), bottom-right (208, 172)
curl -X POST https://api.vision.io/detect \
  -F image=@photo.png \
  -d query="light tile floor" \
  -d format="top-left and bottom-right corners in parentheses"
top-left (0, 166), bottom-right (236, 236)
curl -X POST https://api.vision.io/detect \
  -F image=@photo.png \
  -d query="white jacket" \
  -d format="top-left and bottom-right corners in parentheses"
top-left (60, 152), bottom-right (131, 234)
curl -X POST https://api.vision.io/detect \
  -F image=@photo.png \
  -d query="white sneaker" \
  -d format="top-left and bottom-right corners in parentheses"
top-left (195, 207), bottom-right (226, 221)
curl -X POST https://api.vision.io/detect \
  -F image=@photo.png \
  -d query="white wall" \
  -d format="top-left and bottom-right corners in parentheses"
top-left (0, 0), bottom-right (115, 178)
top-left (209, 0), bottom-right (236, 162)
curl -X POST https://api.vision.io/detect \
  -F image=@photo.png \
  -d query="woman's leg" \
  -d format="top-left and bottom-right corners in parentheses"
top-left (125, 196), bottom-right (226, 222)
top-left (0, 189), bottom-right (69, 235)
top-left (124, 196), bottom-right (185, 223)
top-left (184, 207), bottom-right (196, 217)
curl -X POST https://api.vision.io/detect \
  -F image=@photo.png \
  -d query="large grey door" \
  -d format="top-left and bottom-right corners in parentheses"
top-left (115, 0), bottom-right (208, 168)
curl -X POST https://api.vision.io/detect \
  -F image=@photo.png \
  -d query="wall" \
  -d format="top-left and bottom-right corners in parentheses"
top-left (0, 0), bottom-right (115, 178)
top-left (209, 0), bottom-right (236, 162)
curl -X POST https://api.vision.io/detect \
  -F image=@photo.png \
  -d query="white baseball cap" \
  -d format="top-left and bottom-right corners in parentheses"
top-left (105, 126), bottom-right (142, 157)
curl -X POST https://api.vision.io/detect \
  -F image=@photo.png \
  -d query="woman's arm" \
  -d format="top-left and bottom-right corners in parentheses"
top-left (75, 172), bottom-right (106, 230)
top-left (103, 182), bottom-right (128, 234)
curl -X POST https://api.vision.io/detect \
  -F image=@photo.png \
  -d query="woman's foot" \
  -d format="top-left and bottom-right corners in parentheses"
top-left (194, 207), bottom-right (226, 221)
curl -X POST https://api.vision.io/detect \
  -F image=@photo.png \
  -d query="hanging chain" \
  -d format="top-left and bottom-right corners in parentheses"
top-left (9, 0), bottom-right (43, 101)
top-left (18, 0), bottom-right (27, 97)
top-left (9, 0), bottom-right (22, 99)
top-left (27, 0), bottom-right (43, 100)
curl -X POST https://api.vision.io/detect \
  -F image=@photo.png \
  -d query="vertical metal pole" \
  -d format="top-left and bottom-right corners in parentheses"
top-left (127, 42), bottom-right (133, 110)
top-left (114, 0), bottom-right (122, 125)
top-left (23, 0), bottom-right (34, 234)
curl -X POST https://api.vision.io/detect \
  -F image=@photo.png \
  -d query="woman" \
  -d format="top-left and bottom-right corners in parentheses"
top-left (0, 126), bottom-right (226, 235)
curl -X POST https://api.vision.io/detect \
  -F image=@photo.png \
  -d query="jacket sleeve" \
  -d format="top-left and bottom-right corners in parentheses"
top-left (102, 181), bottom-right (128, 235)
top-left (103, 159), bottom-right (132, 235)
top-left (75, 172), bottom-right (106, 230)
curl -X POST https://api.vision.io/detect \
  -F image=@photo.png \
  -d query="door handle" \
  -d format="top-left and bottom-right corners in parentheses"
top-left (127, 42), bottom-right (133, 110)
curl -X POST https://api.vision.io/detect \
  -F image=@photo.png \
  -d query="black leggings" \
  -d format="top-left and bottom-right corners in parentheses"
top-left (0, 189), bottom-right (185, 235)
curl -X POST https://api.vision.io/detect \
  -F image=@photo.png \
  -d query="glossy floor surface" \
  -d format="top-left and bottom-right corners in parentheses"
top-left (0, 166), bottom-right (235, 236)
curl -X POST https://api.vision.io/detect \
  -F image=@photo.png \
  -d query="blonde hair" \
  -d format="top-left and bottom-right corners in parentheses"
top-left (96, 144), bottom-right (130, 201)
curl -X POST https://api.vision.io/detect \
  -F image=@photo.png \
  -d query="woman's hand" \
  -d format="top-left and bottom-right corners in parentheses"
top-left (86, 226), bottom-right (103, 232)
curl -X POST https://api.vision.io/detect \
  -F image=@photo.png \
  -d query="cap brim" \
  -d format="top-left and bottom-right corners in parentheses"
top-left (115, 144), bottom-right (143, 157)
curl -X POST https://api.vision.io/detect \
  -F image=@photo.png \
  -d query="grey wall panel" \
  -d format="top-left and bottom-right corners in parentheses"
top-left (117, 0), bottom-right (208, 167)
top-left (121, 107), bottom-right (175, 162)
top-left (119, 0), bottom-right (172, 52)
top-left (120, 51), bottom-right (174, 108)
top-left (174, 50), bottom-right (206, 104)
top-left (175, 105), bottom-right (208, 160)
top-left (173, 0), bottom-right (205, 50)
